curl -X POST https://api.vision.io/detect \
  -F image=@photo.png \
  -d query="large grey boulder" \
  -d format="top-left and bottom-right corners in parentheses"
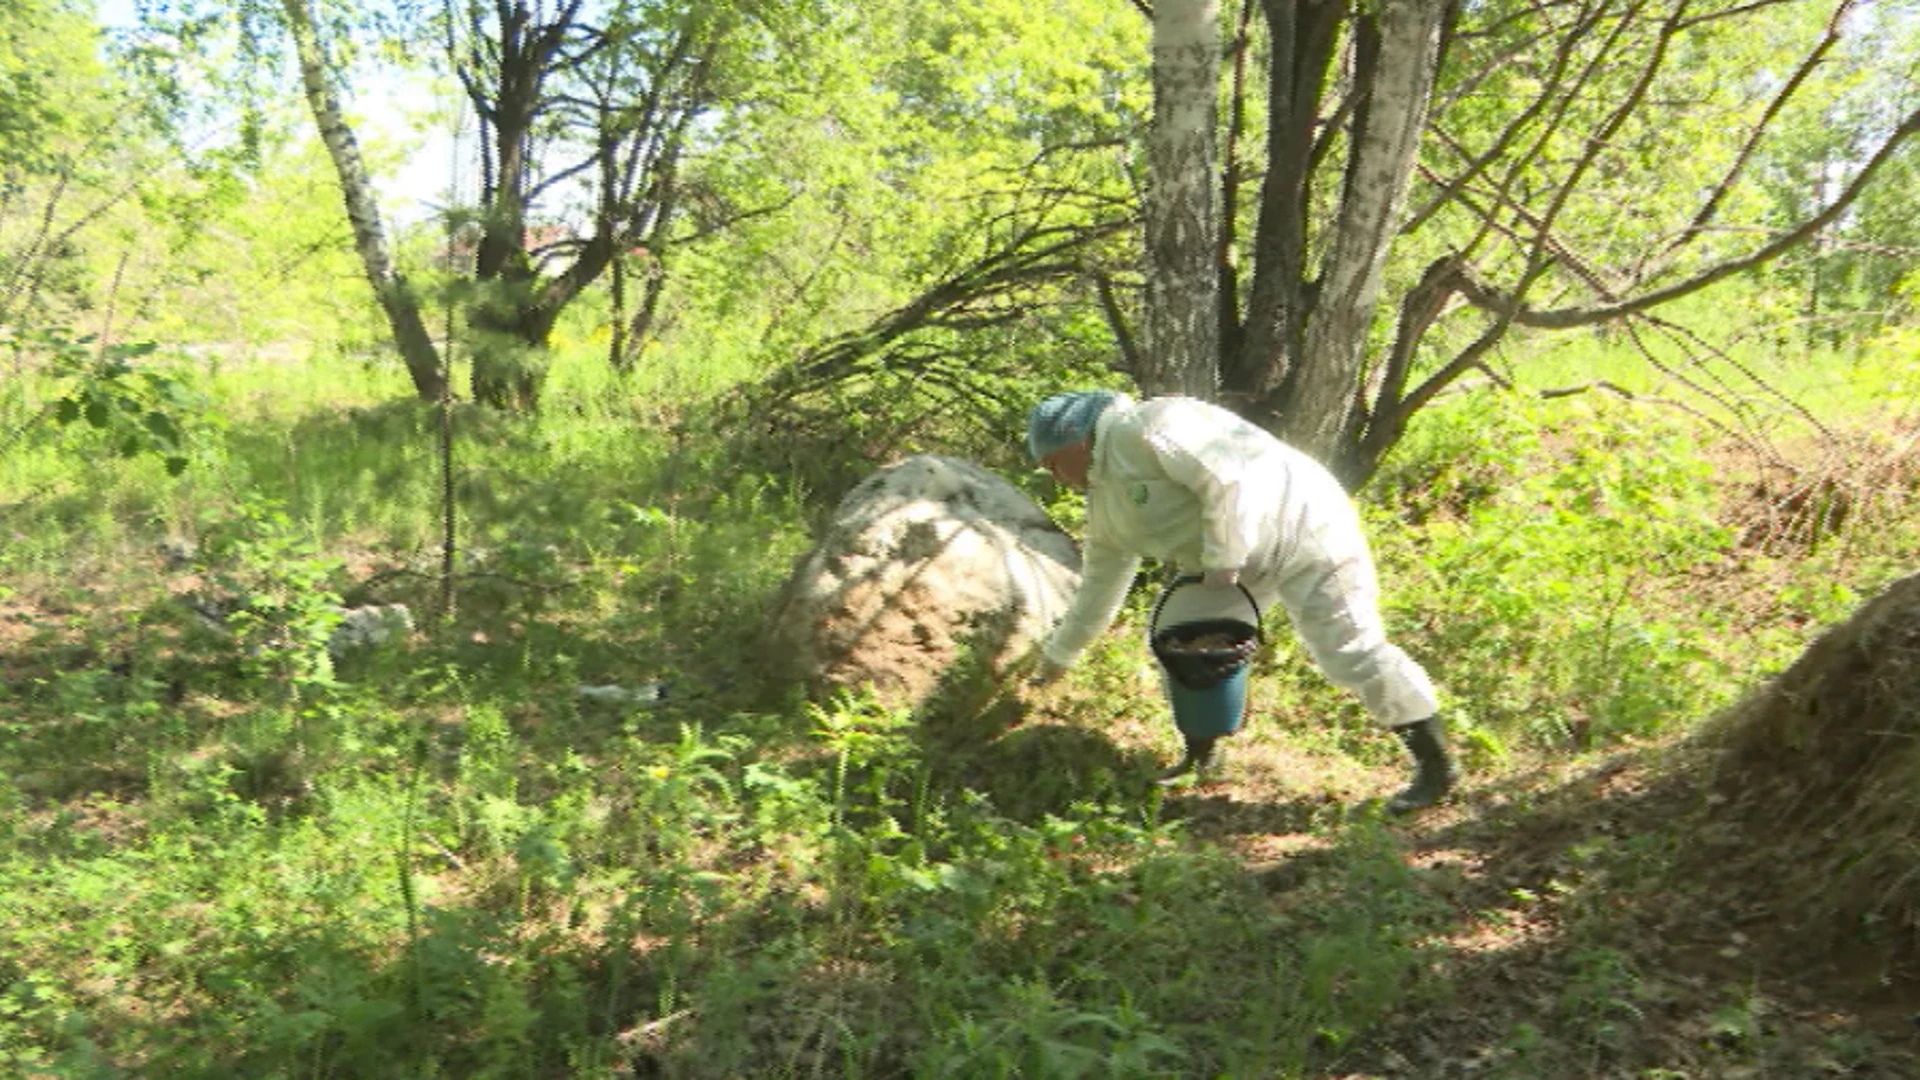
top-left (768, 454), bottom-right (1081, 707)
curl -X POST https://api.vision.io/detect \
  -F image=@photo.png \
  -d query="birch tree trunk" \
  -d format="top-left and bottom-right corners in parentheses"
top-left (282, 0), bottom-right (445, 401)
top-left (1141, 0), bottom-right (1221, 400)
top-left (1275, 0), bottom-right (1443, 461)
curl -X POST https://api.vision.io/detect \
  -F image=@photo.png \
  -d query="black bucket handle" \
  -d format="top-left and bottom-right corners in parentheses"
top-left (1149, 573), bottom-right (1264, 640)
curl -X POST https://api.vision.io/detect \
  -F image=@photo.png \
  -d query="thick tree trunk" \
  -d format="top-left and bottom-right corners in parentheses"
top-left (1232, 0), bottom-right (1340, 404)
top-left (281, 0), bottom-right (444, 401)
top-left (1272, 0), bottom-right (1444, 468)
top-left (1141, 0), bottom-right (1222, 400)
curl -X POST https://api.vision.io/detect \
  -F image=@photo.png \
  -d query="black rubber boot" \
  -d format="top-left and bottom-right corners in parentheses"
top-left (1154, 736), bottom-right (1220, 785)
top-left (1386, 717), bottom-right (1455, 814)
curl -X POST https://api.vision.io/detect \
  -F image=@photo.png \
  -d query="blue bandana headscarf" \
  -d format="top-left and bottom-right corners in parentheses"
top-left (1025, 390), bottom-right (1119, 461)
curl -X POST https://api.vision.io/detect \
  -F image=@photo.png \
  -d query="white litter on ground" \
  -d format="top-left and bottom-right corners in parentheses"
top-left (576, 682), bottom-right (670, 707)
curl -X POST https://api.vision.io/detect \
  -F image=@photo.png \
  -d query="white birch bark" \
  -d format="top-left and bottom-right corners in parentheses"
top-left (282, 0), bottom-right (444, 400)
top-left (1142, 0), bottom-right (1221, 400)
top-left (1288, 0), bottom-right (1444, 462)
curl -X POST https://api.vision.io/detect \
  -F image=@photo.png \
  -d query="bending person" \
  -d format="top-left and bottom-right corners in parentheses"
top-left (1024, 389), bottom-right (1455, 814)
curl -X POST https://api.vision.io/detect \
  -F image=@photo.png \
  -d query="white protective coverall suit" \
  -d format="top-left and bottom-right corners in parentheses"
top-left (1039, 394), bottom-right (1439, 727)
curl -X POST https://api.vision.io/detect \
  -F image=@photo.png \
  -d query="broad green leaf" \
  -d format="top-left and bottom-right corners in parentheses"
top-left (143, 410), bottom-right (181, 445)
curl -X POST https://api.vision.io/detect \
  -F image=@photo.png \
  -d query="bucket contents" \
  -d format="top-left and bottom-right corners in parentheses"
top-left (1161, 631), bottom-right (1242, 652)
top-left (1153, 621), bottom-right (1259, 690)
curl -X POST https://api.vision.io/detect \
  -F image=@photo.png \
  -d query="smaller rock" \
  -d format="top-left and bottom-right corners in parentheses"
top-left (328, 604), bottom-right (415, 656)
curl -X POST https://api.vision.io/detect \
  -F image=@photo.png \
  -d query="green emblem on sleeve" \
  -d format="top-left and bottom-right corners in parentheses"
top-left (1131, 483), bottom-right (1149, 505)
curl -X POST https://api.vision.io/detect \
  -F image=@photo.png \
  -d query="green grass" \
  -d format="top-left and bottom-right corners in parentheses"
top-left (1, 329), bottom-right (1916, 1077)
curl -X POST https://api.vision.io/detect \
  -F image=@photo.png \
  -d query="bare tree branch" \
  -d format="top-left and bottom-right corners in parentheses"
top-left (766, 219), bottom-right (1128, 401)
top-left (1095, 270), bottom-right (1142, 375)
top-left (1675, 0), bottom-right (1802, 31)
top-left (1636, 312), bottom-right (1833, 441)
top-left (1353, 0), bottom-right (1692, 482)
top-left (1458, 104), bottom-right (1920, 329)
top-left (1533, 375), bottom-right (1756, 450)
top-left (1432, 2), bottom-right (1571, 114)
top-left (1422, 153), bottom-right (1624, 299)
top-left (1652, 0), bottom-right (1858, 264)
top-left (1409, 0), bottom-right (1609, 234)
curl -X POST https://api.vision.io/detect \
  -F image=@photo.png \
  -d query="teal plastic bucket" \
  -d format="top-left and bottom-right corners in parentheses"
top-left (1150, 578), bottom-right (1263, 741)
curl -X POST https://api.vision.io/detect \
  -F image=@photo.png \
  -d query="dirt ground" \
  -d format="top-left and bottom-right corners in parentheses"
top-left (1154, 741), bottom-right (1920, 1080)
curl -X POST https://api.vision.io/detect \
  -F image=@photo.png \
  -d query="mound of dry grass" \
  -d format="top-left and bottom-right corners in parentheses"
top-left (1705, 569), bottom-right (1920, 971)
top-left (1726, 425), bottom-right (1920, 554)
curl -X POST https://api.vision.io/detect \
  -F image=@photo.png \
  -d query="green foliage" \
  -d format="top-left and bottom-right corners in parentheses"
top-left (3, 1), bottom-right (271, 340)
top-left (0, 367), bottom-right (1456, 1075)
top-left (0, 0), bottom-right (110, 172)
top-left (7, 326), bottom-right (203, 475)
top-left (138, 135), bottom-right (386, 352)
top-left (193, 496), bottom-right (347, 702)
top-left (1368, 389), bottom-right (1744, 752)
top-left (1746, 2), bottom-right (1920, 335)
top-left (5, 2), bottom-right (1920, 1061)
top-left (2, 323), bottom-right (1918, 1076)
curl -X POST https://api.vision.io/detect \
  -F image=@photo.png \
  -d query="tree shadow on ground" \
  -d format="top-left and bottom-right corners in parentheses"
top-left (925, 720), bottom-right (1156, 822)
top-left (43, 889), bottom-right (683, 1079)
top-left (940, 696), bottom-right (1920, 1079)
top-left (1159, 784), bottom-right (1347, 843)
top-left (1305, 748), bottom-right (1920, 1079)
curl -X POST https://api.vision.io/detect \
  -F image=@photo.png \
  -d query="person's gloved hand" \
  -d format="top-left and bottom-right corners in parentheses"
top-left (1203, 567), bottom-right (1241, 588)
top-left (1027, 657), bottom-right (1068, 688)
